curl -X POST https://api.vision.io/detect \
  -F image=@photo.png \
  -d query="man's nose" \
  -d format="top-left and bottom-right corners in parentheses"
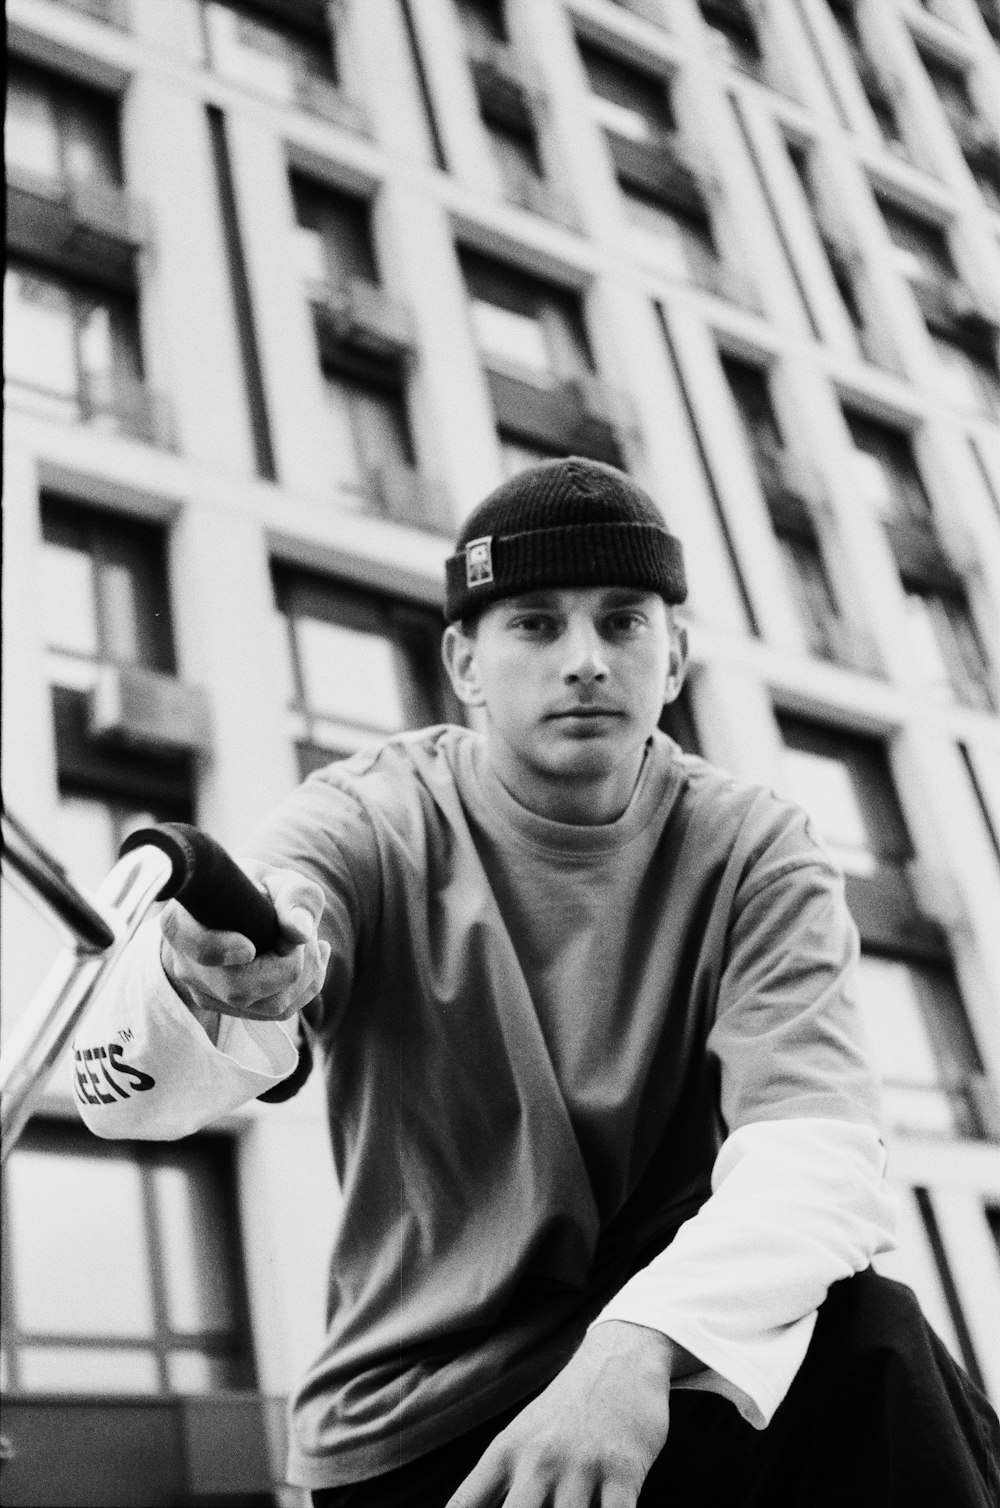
top-left (562, 621), bottom-right (609, 683)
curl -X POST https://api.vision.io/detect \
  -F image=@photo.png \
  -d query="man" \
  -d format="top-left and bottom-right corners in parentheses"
top-left (75, 458), bottom-right (1000, 1506)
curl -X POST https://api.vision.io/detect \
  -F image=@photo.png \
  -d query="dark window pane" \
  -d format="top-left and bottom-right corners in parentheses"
top-left (878, 198), bottom-right (956, 280)
top-left (291, 175), bottom-right (379, 286)
top-left (777, 715), bottom-right (913, 869)
top-left (6, 60), bottom-right (122, 188)
top-left (455, 0), bottom-right (507, 46)
top-left (273, 568), bottom-right (451, 759)
top-left (41, 498), bottom-right (175, 673)
top-left (578, 39), bottom-right (675, 137)
top-left (844, 412), bottom-right (933, 526)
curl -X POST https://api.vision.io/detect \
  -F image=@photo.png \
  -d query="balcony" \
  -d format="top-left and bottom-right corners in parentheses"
top-left (308, 278), bottom-right (417, 365)
top-left (6, 165), bottom-right (151, 291)
top-left (605, 130), bottom-right (710, 217)
top-left (0, 1391), bottom-right (288, 1507)
top-left (485, 367), bottom-right (629, 465)
top-left (468, 40), bottom-right (542, 134)
top-left (365, 463), bottom-right (454, 534)
top-left (909, 273), bottom-right (1000, 354)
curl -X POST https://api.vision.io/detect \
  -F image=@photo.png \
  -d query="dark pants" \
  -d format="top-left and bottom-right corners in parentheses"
top-left (311, 1270), bottom-right (1000, 1507)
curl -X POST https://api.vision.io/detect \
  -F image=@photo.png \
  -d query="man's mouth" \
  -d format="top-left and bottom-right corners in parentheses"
top-left (549, 707), bottom-right (622, 719)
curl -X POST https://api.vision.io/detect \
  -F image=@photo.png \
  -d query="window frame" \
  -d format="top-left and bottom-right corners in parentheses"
top-left (0, 1122), bottom-right (257, 1397)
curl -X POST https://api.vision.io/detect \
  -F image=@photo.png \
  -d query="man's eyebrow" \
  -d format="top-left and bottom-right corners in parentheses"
top-left (503, 591), bottom-right (561, 609)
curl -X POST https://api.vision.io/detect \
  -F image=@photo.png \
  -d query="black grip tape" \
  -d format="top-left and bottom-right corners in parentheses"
top-left (119, 822), bottom-right (280, 953)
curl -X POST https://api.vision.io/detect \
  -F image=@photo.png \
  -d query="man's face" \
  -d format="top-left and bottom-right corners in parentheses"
top-left (443, 586), bottom-right (687, 821)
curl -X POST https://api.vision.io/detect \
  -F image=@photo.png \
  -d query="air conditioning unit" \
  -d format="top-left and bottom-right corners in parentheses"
top-left (312, 279), bottom-right (417, 362)
top-left (87, 665), bottom-right (211, 755)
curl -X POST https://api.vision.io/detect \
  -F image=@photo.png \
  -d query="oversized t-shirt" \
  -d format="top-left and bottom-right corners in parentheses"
top-left (221, 725), bottom-right (882, 1485)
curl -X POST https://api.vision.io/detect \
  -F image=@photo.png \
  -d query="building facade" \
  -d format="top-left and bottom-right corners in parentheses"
top-left (3, 0), bottom-right (1000, 1501)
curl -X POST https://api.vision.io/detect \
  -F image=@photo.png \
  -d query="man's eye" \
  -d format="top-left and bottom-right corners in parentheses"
top-left (512, 615), bottom-right (556, 633)
top-left (607, 613), bottom-right (645, 633)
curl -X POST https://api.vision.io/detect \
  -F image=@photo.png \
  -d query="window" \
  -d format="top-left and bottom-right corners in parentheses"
top-left (272, 568), bottom-right (454, 775)
top-left (455, 0), bottom-right (507, 47)
top-left (462, 251), bottom-right (593, 385)
top-left (461, 250), bottom-right (622, 466)
top-left (6, 60), bottom-right (122, 189)
top-left (1, 1123), bottom-right (255, 1395)
top-left (203, 0), bottom-right (340, 95)
top-left (777, 715), bottom-right (987, 1140)
top-left (4, 263), bottom-right (158, 440)
top-left (39, 498), bottom-right (193, 885)
top-left (578, 39), bottom-right (675, 143)
top-left (41, 499), bottom-right (175, 689)
top-left (920, 49), bottom-right (975, 120)
top-left (322, 369), bottom-right (417, 500)
top-left (578, 40), bottom-right (722, 289)
top-left (930, 332), bottom-right (1000, 418)
top-left (827, 9), bottom-right (907, 154)
top-left (844, 412), bottom-right (933, 528)
top-left (722, 358), bottom-right (849, 662)
top-left (290, 176), bottom-right (379, 289)
top-left (877, 198), bottom-right (956, 284)
top-left (856, 957), bottom-right (984, 1139)
top-left (901, 584), bottom-right (994, 710)
top-left (485, 117), bottom-right (547, 207)
top-left (697, 0), bottom-right (763, 78)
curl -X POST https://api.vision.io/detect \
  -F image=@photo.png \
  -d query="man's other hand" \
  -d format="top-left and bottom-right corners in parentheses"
top-left (446, 1321), bottom-right (679, 1508)
top-left (160, 865), bottom-right (329, 1025)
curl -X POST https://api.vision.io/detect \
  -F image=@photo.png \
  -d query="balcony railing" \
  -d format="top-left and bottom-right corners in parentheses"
top-left (6, 165), bottom-right (151, 290)
top-left (605, 130), bottom-right (712, 217)
top-left (308, 278), bottom-right (418, 365)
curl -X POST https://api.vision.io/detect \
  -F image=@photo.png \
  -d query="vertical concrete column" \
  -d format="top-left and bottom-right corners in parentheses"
top-left (225, 114), bottom-right (338, 503)
top-left (381, 184), bottom-right (503, 523)
top-left (892, 729), bottom-right (1000, 1080)
top-left (397, 0), bottom-right (502, 190)
top-left (344, 0), bottom-right (446, 170)
top-left (0, 443), bottom-right (66, 1018)
top-left (237, 1111), bottom-right (340, 1397)
top-left (169, 502), bottom-right (298, 844)
top-left (688, 663), bottom-right (786, 783)
top-left (121, 77), bottom-right (257, 473)
top-left (917, 422), bottom-right (1000, 666)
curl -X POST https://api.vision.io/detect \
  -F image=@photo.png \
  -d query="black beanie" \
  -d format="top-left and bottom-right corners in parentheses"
top-left (444, 456), bottom-right (687, 623)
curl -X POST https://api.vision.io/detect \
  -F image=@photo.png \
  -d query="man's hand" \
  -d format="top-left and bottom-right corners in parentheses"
top-left (160, 865), bottom-right (330, 1031)
top-left (447, 1321), bottom-right (684, 1508)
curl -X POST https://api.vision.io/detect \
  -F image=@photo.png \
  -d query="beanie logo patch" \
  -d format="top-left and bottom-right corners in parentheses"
top-left (465, 536), bottom-right (494, 589)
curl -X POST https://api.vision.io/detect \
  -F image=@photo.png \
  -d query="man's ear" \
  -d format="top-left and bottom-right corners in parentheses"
top-left (663, 622), bottom-right (689, 706)
top-left (442, 623), bottom-right (486, 707)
